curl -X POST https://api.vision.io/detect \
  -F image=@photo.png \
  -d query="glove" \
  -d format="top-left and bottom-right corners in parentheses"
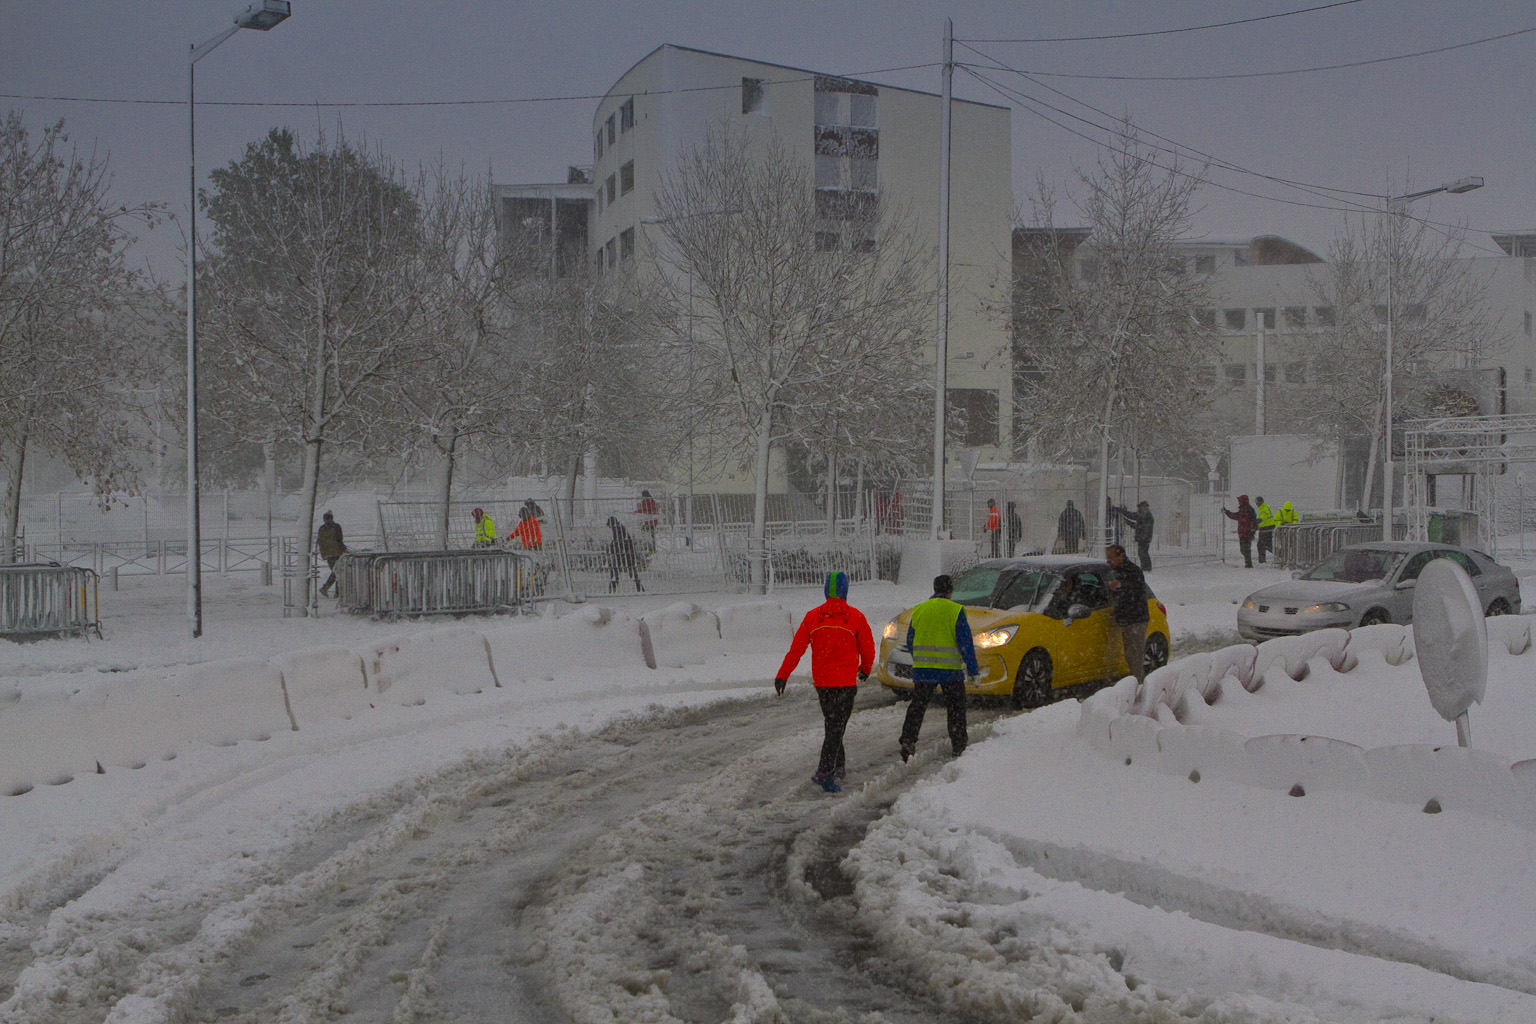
top-left (966, 673), bottom-right (978, 686)
top-left (858, 671), bottom-right (870, 683)
top-left (774, 677), bottom-right (787, 696)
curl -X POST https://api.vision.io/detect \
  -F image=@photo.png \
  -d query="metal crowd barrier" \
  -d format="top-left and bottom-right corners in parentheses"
top-left (1272, 520), bottom-right (1407, 570)
top-left (0, 563), bottom-right (100, 639)
top-left (334, 549), bottom-right (532, 618)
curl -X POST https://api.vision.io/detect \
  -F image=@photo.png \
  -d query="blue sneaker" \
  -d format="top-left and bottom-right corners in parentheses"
top-left (811, 772), bottom-right (841, 793)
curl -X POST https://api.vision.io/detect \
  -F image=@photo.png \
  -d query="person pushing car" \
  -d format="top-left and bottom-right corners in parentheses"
top-left (775, 571), bottom-right (875, 793)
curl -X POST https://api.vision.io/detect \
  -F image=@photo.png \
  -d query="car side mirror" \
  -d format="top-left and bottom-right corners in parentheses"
top-left (1291, 570), bottom-right (1304, 580)
top-left (1396, 577), bottom-right (1417, 590)
top-left (1063, 603), bottom-right (1091, 626)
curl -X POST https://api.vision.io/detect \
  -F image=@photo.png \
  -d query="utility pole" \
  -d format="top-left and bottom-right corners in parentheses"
top-left (932, 17), bottom-right (953, 541)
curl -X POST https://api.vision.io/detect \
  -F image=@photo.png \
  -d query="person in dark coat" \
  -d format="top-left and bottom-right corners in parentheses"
top-left (1222, 494), bottom-right (1259, 568)
top-left (1106, 544), bottom-right (1151, 684)
top-left (316, 511), bottom-right (347, 597)
top-left (1006, 501), bottom-right (1023, 557)
top-left (1056, 500), bottom-right (1085, 554)
top-left (1120, 500), bottom-right (1155, 571)
top-left (606, 516), bottom-right (644, 592)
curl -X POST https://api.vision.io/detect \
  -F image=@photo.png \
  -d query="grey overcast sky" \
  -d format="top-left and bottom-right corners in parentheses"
top-left (2, 0), bottom-right (1531, 276)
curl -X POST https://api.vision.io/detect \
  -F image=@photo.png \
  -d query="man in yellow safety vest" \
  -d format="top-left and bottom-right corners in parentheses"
top-left (1255, 496), bottom-right (1277, 564)
top-left (898, 574), bottom-right (980, 762)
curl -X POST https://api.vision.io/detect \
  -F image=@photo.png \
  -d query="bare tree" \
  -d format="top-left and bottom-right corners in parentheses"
top-left (1013, 122), bottom-right (1219, 543)
top-left (199, 127), bottom-right (425, 608)
top-left (0, 112), bottom-right (164, 560)
top-left (653, 128), bottom-right (933, 587)
top-left (1296, 213), bottom-right (1498, 511)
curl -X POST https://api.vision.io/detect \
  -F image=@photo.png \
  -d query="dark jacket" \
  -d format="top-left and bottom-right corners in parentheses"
top-left (1108, 559), bottom-right (1151, 625)
top-left (1121, 507), bottom-right (1154, 546)
top-left (607, 518), bottom-right (637, 568)
top-left (1057, 505), bottom-right (1085, 543)
top-left (1007, 507), bottom-right (1023, 542)
top-left (317, 521), bottom-right (346, 560)
top-left (1223, 502), bottom-right (1258, 540)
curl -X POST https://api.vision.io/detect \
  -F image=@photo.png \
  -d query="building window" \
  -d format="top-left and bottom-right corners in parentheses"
top-left (815, 230), bottom-right (840, 251)
top-left (1223, 308), bottom-right (1246, 330)
top-left (815, 154), bottom-right (840, 188)
top-left (946, 388), bottom-right (999, 447)
top-left (1284, 306), bottom-right (1308, 328)
top-left (1195, 309), bottom-right (1218, 330)
top-left (815, 90), bottom-right (845, 126)
top-left (1315, 305), bottom-right (1336, 326)
top-left (1526, 311), bottom-right (1533, 336)
top-left (1224, 364), bottom-right (1247, 386)
top-left (605, 114), bottom-right (616, 146)
top-left (742, 77), bottom-right (765, 114)
top-left (1285, 361), bottom-right (1307, 384)
top-left (1403, 302), bottom-right (1427, 324)
top-left (1263, 363), bottom-right (1278, 384)
top-left (849, 93), bottom-right (877, 128)
top-left (594, 131), bottom-right (603, 160)
top-left (619, 98), bottom-right (634, 133)
top-left (1195, 254), bottom-right (1216, 274)
top-left (604, 237), bottom-right (616, 269)
top-left (1254, 308), bottom-right (1276, 330)
top-left (605, 174), bottom-right (616, 205)
top-left (619, 227), bottom-right (634, 261)
top-left (620, 160), bottom-right (634, 195)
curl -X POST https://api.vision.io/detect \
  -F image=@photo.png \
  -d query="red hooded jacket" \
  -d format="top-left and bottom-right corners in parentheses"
top-left (776, 598), bottom-right (875, 688)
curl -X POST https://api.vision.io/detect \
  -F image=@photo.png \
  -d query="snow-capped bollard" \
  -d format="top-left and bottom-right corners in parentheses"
top-left (1412, 557), bottom-right (1488, 748)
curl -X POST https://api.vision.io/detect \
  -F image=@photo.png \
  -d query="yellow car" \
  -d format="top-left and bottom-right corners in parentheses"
top-left (875, 556), bottom-right (1172, 709)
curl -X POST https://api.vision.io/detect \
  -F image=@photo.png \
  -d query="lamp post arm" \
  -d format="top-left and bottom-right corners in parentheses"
top-left (191, 25), bottom-right (241, 66)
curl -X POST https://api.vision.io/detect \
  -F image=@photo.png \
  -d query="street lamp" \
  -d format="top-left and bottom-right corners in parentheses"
top-left (1381, 175), bottom-right (1483, 541)
top-left (186, 1), bottom-right (292, 638)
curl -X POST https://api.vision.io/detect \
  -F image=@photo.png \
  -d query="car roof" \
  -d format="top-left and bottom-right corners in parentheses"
top-left (1340, 541), bottom-right (1464, 553)
top-left (971, 556), bottom-right (1106, 572)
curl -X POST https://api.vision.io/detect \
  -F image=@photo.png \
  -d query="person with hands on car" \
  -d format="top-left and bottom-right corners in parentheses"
top-left (774, 571), bottom-right (875, 793)
top-left (898, 574), bottom-right (980, 763)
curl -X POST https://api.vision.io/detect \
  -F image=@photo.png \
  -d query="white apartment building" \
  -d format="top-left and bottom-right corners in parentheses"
top-left (587, 44), bottom-right (1015, 491)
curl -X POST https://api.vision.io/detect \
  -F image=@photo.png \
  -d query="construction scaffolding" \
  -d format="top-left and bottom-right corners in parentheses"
top-left (1402, 412), bottom-right (1536, 555)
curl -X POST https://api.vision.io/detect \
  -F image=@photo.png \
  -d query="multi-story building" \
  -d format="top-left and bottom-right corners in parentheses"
top-left (587, 44), bottom-right (1015, 491)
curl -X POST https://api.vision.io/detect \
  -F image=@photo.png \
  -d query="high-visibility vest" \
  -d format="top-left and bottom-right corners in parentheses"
top-left (1279, 502), bottom-right (1298, 524)
top-left (474, 515), bottom-right (497, 544)
top-left (1256, 502), bottom-right (1277, 528)
top-left (909, 597), bottom-right (964, 671)
top-left (986, 507), bottom-right (1000, 531)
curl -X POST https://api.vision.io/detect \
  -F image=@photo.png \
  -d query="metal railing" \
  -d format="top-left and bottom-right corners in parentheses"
top-left (0, 563), bottom-right (100, 638)
top-left (331, 549), bottom-right (533, 618)
top-left (1272, 520), bottom-right (1407, 570)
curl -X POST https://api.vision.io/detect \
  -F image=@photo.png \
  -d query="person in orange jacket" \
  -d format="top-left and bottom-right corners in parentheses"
top-left (984, 498), bottom-right (1001, 557)
top-left (775, 570), bottom-right (876, 793)
top-left (511, 506), bottom-right (543, 551)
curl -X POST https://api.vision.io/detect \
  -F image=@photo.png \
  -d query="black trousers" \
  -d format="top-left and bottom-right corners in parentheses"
top-left (1238, 535), bottom-right (1253, 568)
top-left (989, 530), bottom-right (1000, 557)
top-left (900, 679), bottom-right (968, 755)
top-left (1136, 540), bottom-right (1152, 571)
top-left (815, 686), bottom-right (857, 776)
top-left (1257, 527), bottom-right (1274, 563)
top-left (322, 555), bottom-right (340, 592)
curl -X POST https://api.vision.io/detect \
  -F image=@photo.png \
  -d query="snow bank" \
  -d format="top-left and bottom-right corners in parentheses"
top-left (638, 602), bottom-right (722, 669)
top-left (1081, 622), bottom-right (1536, 825)
top-left (271, 646), bottom-right (368, 726)
top-left (364, 627), bottom-right (500, 702)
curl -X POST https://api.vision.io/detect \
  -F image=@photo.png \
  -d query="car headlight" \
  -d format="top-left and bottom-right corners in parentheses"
top-left (973, 625), bottom-right (1017, 648)
top-left (1241, 598), bottom-right (1257, 611)
top-left (1304, 602), bottom-right (1350, 614)
top-left (882, 619), bottom-right (900, 640)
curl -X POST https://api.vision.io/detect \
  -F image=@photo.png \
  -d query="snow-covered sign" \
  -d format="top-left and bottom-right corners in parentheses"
top-left (1412, 556), bottom-right (1487, 743)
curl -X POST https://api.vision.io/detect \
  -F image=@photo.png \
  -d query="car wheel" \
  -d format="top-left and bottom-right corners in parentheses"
top-left (1358, 608), bottom-right (1391, 627)
top-left (1012, 648), bottom-right (1053, 710)
top-left (1144, 633), bottom-right (1170, 675)
top-left (1487, 598), bottom-right (1512, 617)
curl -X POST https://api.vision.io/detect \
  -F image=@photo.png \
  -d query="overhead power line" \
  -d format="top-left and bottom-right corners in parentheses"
top-left (1001, 27), bottom-right (1536, 82)
top-left (960, 0), bottom-right (1362, 44)
top-left (0, 62), bottom-right (941, 110)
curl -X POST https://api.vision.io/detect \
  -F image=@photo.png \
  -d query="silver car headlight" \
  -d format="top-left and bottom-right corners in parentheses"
top-left (973, 625), bottom-right (1018, 648)
top-left (1304, 602), bottom-right (1350, 614)
top-left (882, 619), bottom-right (900, 641)
top-left (1241, 598), bottom-right (1258, 611)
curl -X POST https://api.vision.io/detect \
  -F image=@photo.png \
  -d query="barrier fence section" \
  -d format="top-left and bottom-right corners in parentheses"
top-left (331, 550), bottom-right (530, 618)
top-left (0, 564), bottom-right (100, 638)
top-left (1272, 520), bottom-right (1407, 570)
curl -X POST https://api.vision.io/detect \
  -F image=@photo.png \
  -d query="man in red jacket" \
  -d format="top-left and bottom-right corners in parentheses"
top-left (775, 570), bottom-right (875, 793)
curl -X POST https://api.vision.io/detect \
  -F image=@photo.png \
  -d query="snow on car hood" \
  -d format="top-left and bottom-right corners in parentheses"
top-left (1245, 579), bottom-right (1383, 603)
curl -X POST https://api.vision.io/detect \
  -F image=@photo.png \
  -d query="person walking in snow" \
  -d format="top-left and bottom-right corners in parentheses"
top-left (316, 511), bottom-right (347, 597)
top-left (1056, 500), bottom-right (1085, 554)
top-left (1120, 500), bottom-right (1155, 572)
top-left (635, 489), bottom-right (659, 552)
top-left (984, 498), bottom-right (1001, 558)
top-left (898, 574), bottom-right (979, 763)
top-left (1223, 494), bottom-right (1258, 568)
top-left (511, 506), bottom-right (543, 551)
top-left (775, 570), bottom-right (875, 793)
top-left (606, 516), bottom-right (644, 593)
top-left (1006, 500), bottom-right (1023, 557)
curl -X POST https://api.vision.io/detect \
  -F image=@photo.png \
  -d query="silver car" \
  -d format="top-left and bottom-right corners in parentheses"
top-left (1237, 541), bottom-right (1522, 641)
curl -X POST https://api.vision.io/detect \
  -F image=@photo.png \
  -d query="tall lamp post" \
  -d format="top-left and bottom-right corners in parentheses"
top-left (1381, 175), bottom-right (1483, 542)
top-left (186, 1), bottom-right (292, 638)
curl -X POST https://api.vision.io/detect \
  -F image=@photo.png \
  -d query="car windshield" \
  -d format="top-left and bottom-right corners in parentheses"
top-left (947, 566), bottom-right (1057, 610)
top-left (1303, 548), bottom-right (1403, 583)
